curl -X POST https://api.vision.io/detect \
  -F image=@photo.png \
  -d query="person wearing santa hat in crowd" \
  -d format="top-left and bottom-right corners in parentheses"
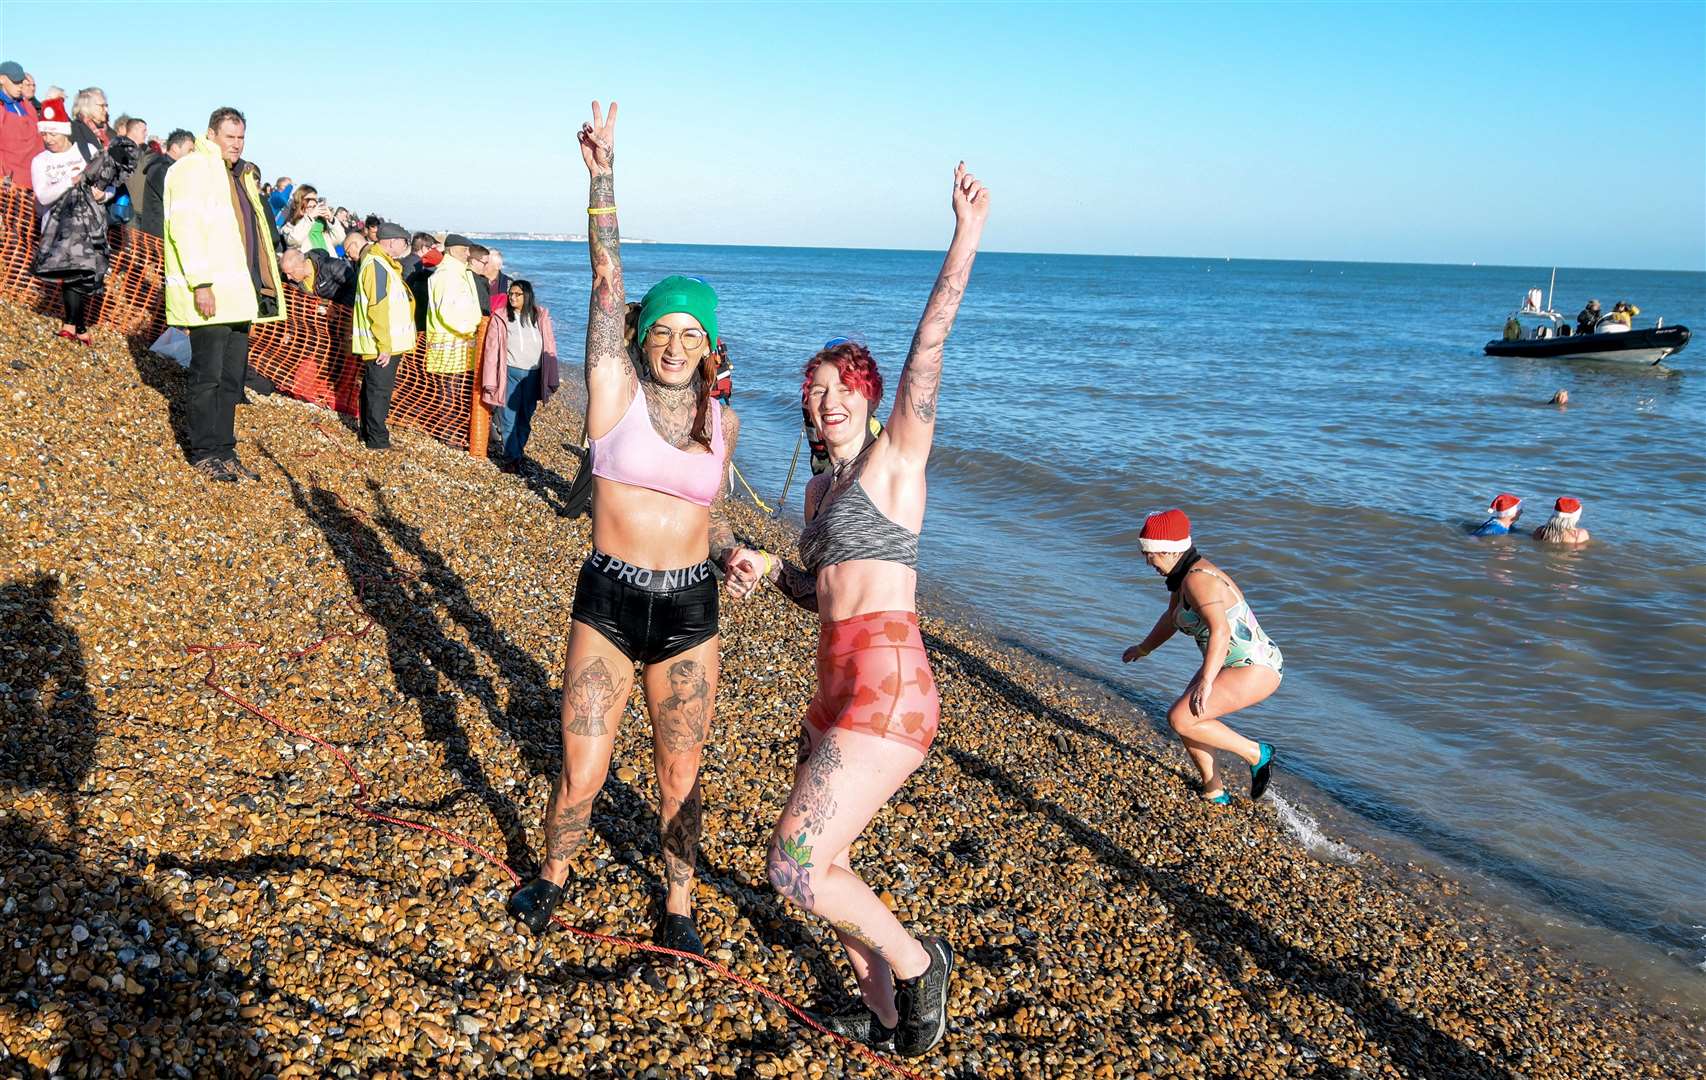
top-left (1470, 492), bottom-right (1523, 537)
top-left (1533, 497), bottom-right (1590, 545)
top-left (30, 97), bottom-right (122, 345)
top-left (1122, 509), bottom-right (1281, 805)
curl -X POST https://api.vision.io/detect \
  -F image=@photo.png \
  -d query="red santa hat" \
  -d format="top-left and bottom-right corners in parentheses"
top-left (1139, 508), bottom-right (1193, 554)
top-left (1488, 492), bottom-right (1522, 516)
top-left (1552, 496), bottom-right (1583, 524)
top-left (37, 98), bottom-right (70, 136)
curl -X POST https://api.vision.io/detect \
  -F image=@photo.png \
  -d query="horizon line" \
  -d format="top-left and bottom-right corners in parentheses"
top-left (457, 234), bottom-right (1706, 276)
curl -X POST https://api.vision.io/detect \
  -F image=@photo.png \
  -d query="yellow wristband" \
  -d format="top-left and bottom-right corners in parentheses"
top-left (760, 551), bottom-right (775, 579)
top-left (586, 206), bottom-right (618, 216)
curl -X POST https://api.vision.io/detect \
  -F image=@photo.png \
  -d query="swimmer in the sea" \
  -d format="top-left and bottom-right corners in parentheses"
top-left (1471, 492), bottom-right (1523, 537)
top-left (1533, 497), bottom-right (1591, 545)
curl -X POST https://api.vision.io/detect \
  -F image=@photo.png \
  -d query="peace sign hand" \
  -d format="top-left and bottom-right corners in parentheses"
top-left (952, 161), bottom-right (990, 228)
top-left (579, 100), bottom-right (618, 176)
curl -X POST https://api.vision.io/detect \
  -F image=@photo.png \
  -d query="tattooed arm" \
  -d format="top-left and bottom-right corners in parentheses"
top-left (761, 475), bottom-right (823, 612)
top-left (886, 162), bottom-right (991, 466)
top-left (578, 101), bottom-right (634, 426)
top-left (766, 556), bottom-right (820, 613)
top-left (708, 407), bottom-right (743, 568)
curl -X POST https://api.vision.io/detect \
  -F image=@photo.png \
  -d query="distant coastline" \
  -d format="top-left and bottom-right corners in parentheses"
top-left (465, 232), bottom-right (660, 244)
top-left (453, 235), bottom-right (1702, 273)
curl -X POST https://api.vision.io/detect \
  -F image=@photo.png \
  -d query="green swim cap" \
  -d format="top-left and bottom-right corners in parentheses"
top-left (636, 275), bottom-right (719, 349)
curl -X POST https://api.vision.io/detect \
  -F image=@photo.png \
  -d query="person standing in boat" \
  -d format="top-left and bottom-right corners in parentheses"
top-left (1121, 509), bottom-right (1280, 806)
top-left (1533, 497), bottom-right (1590, 546)
top-left (723, 163), bottom-right (991, 1059)
top-left (1576, 299), bottom-right (1601, 335)
top-left (1605, 301), bottom-right (1640, 329)
top-left (1471, 492), bottom-right (1523, 537)
top-left (505, 102), bottom-right (744, 959)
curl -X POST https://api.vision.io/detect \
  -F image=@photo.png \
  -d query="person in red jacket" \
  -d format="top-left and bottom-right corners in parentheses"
top-left (0, 61), bottom-right (42, 189)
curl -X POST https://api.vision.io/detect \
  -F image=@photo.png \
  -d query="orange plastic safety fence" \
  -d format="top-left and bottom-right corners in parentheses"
top-left (0, 184), bottom-right (473, 449)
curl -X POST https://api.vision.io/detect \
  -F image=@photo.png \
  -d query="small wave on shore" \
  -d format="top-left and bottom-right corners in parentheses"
top-left (1269, 793), bottom-right (1362, 865)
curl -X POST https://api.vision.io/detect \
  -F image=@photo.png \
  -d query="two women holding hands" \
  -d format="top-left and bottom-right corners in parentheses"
top-left (508, 98), bottom-right (985, 1061)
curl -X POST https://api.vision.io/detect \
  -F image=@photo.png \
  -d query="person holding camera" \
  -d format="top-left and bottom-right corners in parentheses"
top-left (162, 106), bottom-right (287, 482)
top-left (281, 183), bottom-right (346, 255)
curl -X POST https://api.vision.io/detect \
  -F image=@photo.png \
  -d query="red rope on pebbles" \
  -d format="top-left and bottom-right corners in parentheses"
top-left (185, 627), bottom-right (928, 1080)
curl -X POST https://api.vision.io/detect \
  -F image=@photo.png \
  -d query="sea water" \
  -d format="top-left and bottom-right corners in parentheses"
top-left (503, 239), bottom-right (1706, 989)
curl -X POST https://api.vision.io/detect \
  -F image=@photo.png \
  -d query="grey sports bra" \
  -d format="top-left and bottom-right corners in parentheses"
top-left (799, 478), bottom-right (919, 575)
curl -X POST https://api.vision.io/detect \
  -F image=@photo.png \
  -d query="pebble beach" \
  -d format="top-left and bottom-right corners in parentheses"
top-left (2, 299), bottom-right (1702, 1078)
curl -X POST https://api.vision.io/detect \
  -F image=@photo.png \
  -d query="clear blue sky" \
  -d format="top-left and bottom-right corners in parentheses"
top-left (5, 1), bottom-right (1702, 269)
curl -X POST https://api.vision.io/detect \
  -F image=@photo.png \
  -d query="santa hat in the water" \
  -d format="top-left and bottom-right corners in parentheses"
top-left (1488, 492), bottom-right (1522, 517)
top-left (1139, 508), bottom-right (1193, 553)
top-left (1552, 496), bottom-right (1582, 526)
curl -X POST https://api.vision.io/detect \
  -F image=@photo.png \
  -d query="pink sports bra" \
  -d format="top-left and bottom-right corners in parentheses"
top-left (590, 385), bottom-right (725, 507)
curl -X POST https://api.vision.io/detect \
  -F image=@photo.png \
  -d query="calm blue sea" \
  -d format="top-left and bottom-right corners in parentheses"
top-left (501, 238), bottom-right (1706, 987)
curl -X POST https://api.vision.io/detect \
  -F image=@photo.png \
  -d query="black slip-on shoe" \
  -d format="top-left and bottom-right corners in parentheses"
top-left (814, 1001), bottom-right (897, 1049)
top-left (506, 878), bottom-right (564, 935)
top-left (893, 935), bottom-right (953, 1057)
top-left (654, 911), bottom-right (705, 958)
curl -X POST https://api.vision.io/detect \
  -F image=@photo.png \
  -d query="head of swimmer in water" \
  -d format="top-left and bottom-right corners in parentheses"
top-left (803, 339), bottom-right (883, 459)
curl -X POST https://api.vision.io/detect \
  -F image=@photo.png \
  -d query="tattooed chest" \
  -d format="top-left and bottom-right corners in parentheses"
top-left (643, 390), bottom-right (701, 451)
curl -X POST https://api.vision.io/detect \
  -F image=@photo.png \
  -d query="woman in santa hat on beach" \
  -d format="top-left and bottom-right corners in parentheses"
top-left (1122, 509), bottom-right (1281, 805)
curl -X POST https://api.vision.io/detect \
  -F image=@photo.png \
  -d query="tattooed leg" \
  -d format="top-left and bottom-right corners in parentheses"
top-left (765, 728), bottom-right (934, 979)
top-left (829, 849), bottom-right (900, 1027)
top-left (541, 632), bottom-right (632, 884)
top-left (659, 784), bottom-right (703, 913)
top-left (645, 644), bottom-right (718, 917)
top-left (654, 658), bottom-right (711, 754)
top-left (565, 655), bottom-right (620, 738)
top-left (539, 792), bottom-right (595, 886)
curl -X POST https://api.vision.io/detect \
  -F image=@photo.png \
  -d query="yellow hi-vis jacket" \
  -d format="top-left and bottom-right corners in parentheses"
top-left (161, 138), bottom-right (285, 328)
top-left (424, 253), bottom-right (480, 373)
top-left (352, 246), bottom-right (416, 358)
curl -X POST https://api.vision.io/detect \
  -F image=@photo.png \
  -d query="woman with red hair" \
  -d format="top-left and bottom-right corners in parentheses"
top-left (726, 163), bottom-right (989, 1058)
top-left (1122, 508), bottom-right (1281, 806)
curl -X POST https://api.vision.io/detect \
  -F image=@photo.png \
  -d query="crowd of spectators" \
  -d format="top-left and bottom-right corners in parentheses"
top-left (1, 57), bottom-right (552, 481)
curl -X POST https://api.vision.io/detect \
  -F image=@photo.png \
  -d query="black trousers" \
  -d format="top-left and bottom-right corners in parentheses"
top-left (359, 357), bottom-right (397, 448)
top-left (186, 322), bottom-right (251, 464)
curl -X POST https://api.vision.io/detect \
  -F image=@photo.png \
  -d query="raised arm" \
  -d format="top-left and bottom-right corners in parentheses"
top-left (580, 101), bottom-right (634, 412)
top-left (887, 162), bottom-right (991, 464)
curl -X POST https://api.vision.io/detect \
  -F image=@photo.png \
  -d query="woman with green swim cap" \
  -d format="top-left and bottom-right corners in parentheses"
top-left (507, 101), bottom-right (745, 957)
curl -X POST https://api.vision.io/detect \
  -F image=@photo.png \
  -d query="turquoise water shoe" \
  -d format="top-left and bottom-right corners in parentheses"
top-left (1249, 743), bottom-right (1275, 801)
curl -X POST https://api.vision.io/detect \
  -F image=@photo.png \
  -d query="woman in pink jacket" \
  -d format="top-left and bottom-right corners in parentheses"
top-left (480, 278), bottom-right (560, 469)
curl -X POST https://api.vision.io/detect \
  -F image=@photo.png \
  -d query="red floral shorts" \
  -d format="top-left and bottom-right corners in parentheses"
top-left (805, 610), bottom-right (939, 754)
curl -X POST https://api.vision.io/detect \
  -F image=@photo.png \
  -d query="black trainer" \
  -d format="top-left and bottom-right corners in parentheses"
top-left (893, 936), bottom-right (953, 1057)
top-left (226, 454), bottom-right (261, 481)
top-left (814, 1001), bottom-right (896, 1049)
top-left (192, 457), bottom-right (237, 483)
top-left (654, 911), bottom-right (704, 958)
top-left (506, 878), bottom-right (564, 935)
